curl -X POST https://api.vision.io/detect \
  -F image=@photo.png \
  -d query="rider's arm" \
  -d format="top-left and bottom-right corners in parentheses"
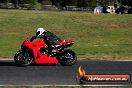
top-left (30, 36), bottom-right (37, 42)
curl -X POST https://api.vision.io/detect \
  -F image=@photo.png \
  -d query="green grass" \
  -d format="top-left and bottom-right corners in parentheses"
top-left (0, 9), bottom-right (132, 60)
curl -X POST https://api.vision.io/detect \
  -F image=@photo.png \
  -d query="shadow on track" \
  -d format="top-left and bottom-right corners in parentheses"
top-left (0, 61), bottom-right (16, 66)
top-left (0, 60), bottom-right (60, 67)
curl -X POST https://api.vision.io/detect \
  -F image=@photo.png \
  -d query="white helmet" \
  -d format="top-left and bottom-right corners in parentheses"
top-left (36, 28), bottom-right (45, 37)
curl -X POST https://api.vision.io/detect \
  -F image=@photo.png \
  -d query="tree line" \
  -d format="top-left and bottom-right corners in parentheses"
top-left (0, 0), bottom-right (131, 9)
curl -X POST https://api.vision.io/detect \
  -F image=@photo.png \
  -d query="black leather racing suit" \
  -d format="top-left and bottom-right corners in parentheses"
top-left (30, 31), bottom-right (62, 49)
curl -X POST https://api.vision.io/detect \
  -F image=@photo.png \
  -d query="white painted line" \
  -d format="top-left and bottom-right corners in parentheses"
top-left (114, 60), bottom-right (132, 61)
top-left (0, 58), bottom-right (13, 60)
top-left (0, 58), bottom-right (132, 61)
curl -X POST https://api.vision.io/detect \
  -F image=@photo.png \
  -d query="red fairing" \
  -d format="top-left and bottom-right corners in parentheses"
top-left (21, 37), bottom-right (58, 64)
top-left (55, 40), bottom-right (75, 46)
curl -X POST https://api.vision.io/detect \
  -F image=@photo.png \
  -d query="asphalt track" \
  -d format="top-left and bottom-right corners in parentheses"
top-left (0, 59), bottom-right (132, 85)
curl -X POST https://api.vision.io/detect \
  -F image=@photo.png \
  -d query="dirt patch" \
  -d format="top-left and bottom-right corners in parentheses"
top-left (103, 22), bottom-right (127, 29)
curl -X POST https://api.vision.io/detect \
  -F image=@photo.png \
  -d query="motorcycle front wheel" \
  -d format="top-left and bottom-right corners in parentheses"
top-left (59, 49), bottom-right (77, 66)
top-left (14, 50), bottom-right (33, 66)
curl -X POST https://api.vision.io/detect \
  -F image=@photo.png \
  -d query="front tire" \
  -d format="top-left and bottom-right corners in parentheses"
top-left (14, 50), bottom-right (33, 66)
top-left (59, 49), bottom-right (77, 66)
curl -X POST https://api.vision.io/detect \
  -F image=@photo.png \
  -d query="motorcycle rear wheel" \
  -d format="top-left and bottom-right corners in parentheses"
top-left (14, 50), bottom-right (33, 66)
top-left (59, 49), bottom-right (77, 66)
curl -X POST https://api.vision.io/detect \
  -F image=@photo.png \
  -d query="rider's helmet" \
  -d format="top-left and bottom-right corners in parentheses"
top-left (36, 28), bottom-right (45, 37)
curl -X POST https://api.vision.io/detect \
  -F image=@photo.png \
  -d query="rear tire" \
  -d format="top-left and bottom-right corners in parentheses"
top-left (14, 50), bottom-right (33, 66)
top-left (59, 49), bottom-right (77, 66)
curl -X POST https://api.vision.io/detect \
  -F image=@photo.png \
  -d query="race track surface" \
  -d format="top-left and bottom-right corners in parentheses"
top-left (0, 60), bottom-right (132, 85)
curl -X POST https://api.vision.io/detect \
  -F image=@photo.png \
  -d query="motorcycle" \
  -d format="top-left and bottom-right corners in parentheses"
top-left (14, 36), bottom-right (77, 66)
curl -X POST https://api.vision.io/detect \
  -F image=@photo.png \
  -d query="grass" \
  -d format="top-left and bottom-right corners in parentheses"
top-left (0, 9), bottom-right (132, 60)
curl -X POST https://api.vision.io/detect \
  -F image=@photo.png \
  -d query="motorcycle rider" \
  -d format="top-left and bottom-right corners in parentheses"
top-left (30, 28), bottom-right (62, 54)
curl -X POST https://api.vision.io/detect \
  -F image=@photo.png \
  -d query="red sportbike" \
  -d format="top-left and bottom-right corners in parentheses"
top-left (14, 36), bottom-right (77, 66)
